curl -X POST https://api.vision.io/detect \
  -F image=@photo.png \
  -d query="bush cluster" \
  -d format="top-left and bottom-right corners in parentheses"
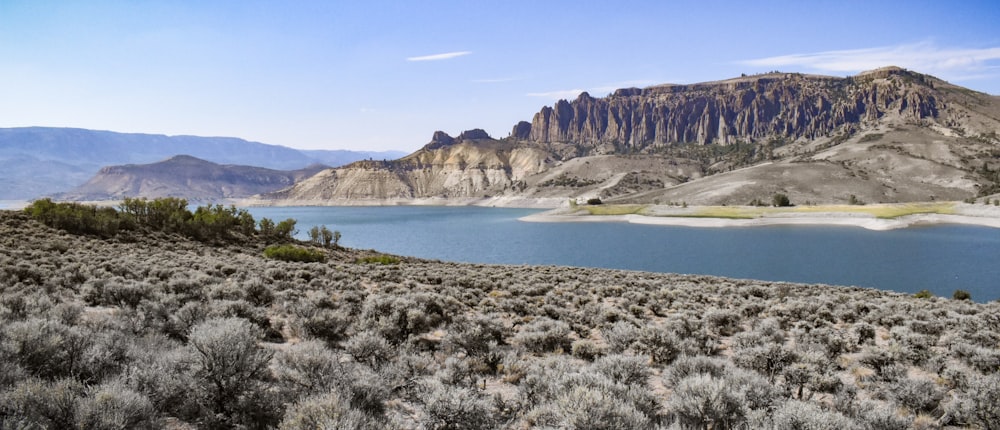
top-left (25, 197), bottom-right (297, 243)
top-left (1, 209), bottom-right (999, 428)
top-left (355, 255), bottom-right (401, 265)
top-left (263, 245), bottom-right (327, 263)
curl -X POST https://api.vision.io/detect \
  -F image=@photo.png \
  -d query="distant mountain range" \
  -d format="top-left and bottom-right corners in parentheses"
top-left (58, 155), bottom-right (327, 201)
top-left (0, 127), bottom-right (405, 200)
top-left (262, 67), bottom-right (1000, 206)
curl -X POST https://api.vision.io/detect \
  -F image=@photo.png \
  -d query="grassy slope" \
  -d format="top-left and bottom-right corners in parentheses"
top-left (0, 210), bottom-right (998, 428)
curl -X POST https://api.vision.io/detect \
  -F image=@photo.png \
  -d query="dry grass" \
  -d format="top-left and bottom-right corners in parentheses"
top-left (788, 202), bottom-right (957, 219)
top-left (582, 204), bottom-right (648, 215)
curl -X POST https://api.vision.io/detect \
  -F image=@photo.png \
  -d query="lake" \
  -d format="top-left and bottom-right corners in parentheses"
top-left (247, 206), bottom-right (1000, 302)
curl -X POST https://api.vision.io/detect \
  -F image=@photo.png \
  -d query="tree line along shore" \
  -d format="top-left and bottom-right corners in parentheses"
top-left (0, 199), bottom-right (998, 428)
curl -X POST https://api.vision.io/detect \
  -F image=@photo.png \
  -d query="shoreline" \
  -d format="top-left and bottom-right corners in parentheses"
top-left (520, 203), bottom-right (1000, 231)
top-left (14, 197), bottom-right (1000, 230)
top-left (231, 196), bottom-right (567, 209)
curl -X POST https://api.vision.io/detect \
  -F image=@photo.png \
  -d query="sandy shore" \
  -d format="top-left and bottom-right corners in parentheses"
top-left (236, 196), bottom-right (566, 209)
top-left (520, 203), bottom-right (1000, 230)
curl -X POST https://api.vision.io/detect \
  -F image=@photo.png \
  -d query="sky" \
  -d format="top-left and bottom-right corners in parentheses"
top-left (1, 1), bottom-right (999, 152)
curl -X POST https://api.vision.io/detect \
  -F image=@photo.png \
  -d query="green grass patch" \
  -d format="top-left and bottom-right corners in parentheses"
top-left (583, 204), bottom-right (647, 215)
top-left (263, 245), bottom-right (326, 263)
top-left (356, 254), bottom-right (401, 265)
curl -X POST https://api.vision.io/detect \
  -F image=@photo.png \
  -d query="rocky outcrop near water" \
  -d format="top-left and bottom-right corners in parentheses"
top-left (266, 131), bottom-right (554, 202)
top-left (264, 67), bottom-right (1000, 206)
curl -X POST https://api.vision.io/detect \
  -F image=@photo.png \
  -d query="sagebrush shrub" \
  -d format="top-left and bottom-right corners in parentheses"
top-left (75, 379), bottom-right (157, 430)
top-left (280, 392), bottom-right (377, 430)
top-left (731, 339), bottom-right (794, 382)
top-left (514, 317), bottom-right (573, 354)
top-left (770, 400), bottom-right (860, 430)
top-left (187, 317), bottom-right (278, 427)
top-left (591, 354), bottom-right (650, 386)
top-left (547, 385), bottom-right (652, 429)
top-left (602, 320), bottom-right (638, 354)
top-left (634, 324), bottom-right (680, 365)
top-left (344, 330), bottom-right (394, 369)
top-left (0, 377), bottom-right (83, 429)
top-left (571, 339), bottom-right (605, 361)
top-left (888, 377), bottom-right (944, 414)
top-left (663, 355), bottom-right (729, 387)
top-left (948, 373), bottom-right (1000, 428)
top-left (3, 317), bottom-right (89, 380)
top-left (420, 379), bottom-right (497, 430)
top-left (851, 400), bottom-right (912, 430)
top-left (668, 374), bottom-right (745, 429)
top-left (273, 340), bottom-right (344, 396)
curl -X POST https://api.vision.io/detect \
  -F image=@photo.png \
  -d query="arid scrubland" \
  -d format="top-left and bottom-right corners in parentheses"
top-left (1, 207), bottom-right (999, 429)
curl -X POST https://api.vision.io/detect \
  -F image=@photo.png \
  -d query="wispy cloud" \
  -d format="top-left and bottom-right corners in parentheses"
top-left (406, 51), bottom-right (472, 62)
top-left (527, 80), bottom-right (661, 101)
top-left (739, 42), bottom-right (1000, 80)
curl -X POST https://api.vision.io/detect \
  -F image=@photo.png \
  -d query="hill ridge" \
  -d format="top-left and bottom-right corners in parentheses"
top-left (0, 127), bottom-right (405, 199)
top-left (60, 155), bottom-right (328, 201)
top-left (263, 67), bottom-right (1000, 206)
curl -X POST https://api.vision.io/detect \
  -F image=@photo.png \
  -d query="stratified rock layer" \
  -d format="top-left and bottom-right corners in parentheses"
top-left (265, 67), bottom-right (1000, 205)
top-left (522, 68), bottom-right (941, 152)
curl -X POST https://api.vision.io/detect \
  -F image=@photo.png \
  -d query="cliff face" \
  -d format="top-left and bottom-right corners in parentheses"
top-left (518, 67), bottom-right (942, 153)
top-left (266, 67), bottom-right (1000, 206)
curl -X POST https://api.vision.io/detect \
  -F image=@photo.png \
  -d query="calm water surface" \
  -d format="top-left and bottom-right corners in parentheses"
top-left (247, 206), bottom-right (1000, 301)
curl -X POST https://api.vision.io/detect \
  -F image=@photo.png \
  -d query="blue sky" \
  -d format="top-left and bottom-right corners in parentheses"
top-left (1, 1), bottom-right (998, 152)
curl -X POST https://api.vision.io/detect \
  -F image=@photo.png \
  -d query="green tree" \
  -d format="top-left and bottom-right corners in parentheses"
top-left (275, 218), bottom-right (298, 241)
top-left (308, 226), bottom-right (322, 245)
top-left (320, 226), bottom-right (335, 248)
top-left (772, 193), bottom-right (791, 207)
top-left (953, 289), bottom-right (972, 301)
top-left (258, 218), bottom-right (276, 238)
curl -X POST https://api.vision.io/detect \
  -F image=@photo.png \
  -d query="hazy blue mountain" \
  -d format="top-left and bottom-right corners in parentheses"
top-left (0, 127), bottom-right (405, 199)
top-left (58, 155), bottom-right (329, 201)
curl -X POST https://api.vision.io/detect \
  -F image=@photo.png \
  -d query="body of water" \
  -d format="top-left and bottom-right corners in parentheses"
top-left (247, 206), bottom-right (1000, 301)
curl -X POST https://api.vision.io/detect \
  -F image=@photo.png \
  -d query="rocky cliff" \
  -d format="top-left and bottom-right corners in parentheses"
top-left (266, 130), bottom-right (555, 202)
top-left (515, 67), bottom-right (949, 153)
top-left (61, 155), bottom-right (327, 201)
top-left (264, 67), bottom-right (1000, 206)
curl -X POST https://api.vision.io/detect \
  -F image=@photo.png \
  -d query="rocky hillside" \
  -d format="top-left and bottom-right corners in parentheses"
top-left (515, 67), bottom-right (945, 151)
top-left (263, 67), bottom-right (1000, 206)
top-left (264, 130), bottom-right (559, 205)
top-left (59, 155), bottom-right (327, 201)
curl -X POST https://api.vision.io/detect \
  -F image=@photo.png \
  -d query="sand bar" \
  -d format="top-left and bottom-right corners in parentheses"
top-left (520, 203), bottom-right (1000, 230)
